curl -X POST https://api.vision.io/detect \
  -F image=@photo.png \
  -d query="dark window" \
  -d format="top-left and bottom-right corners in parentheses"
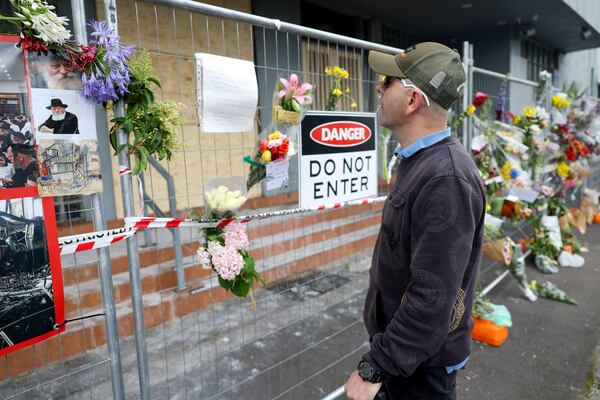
top-left (381, 24), bottom-right (419, 50)
top-left (521, 39), bottom-right (558, 82)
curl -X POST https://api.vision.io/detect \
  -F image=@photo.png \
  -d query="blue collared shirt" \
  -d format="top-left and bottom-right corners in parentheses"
top-left (394, 126), bottom-right (467, 374)
top-left (393, 127), bottom-right (451, 158)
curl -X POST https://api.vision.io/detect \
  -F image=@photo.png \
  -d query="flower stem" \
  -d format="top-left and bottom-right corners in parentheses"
top-left (0, 15), bottom-right (23, 22)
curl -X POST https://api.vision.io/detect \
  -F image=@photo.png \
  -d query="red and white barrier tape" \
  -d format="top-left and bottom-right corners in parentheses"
top-left (123, 196), bottom-right (387, 230)
top-left (59, 228), bottom-right (137, 254)
top-left (58, 196), bottom-right (387, 254)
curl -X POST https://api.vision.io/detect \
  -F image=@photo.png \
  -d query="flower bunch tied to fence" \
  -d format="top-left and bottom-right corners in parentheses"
top-left (194, 177), bottom-right (264, 305)
top-left (325, 65), bottom-right (357, 111)
top-left (273, 73), bottom-right (313, 125)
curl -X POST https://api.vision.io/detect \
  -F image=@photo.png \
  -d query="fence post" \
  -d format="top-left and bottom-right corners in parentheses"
top-left (70, 1), bottom-right (126, 398)
top-left (102, 1), bottom-right (152, 398)
top-left (461, 41), bottom-right (472, 148)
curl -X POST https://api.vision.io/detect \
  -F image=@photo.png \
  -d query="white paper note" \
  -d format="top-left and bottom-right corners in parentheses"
top-left (265, 159), bottom-right (289, 191)
top-left (195, 53), bottom-right (258, 133)
top-left (509, 187), bottom-right (539, 203)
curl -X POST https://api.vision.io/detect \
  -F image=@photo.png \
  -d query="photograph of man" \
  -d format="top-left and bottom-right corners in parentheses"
top-left (0, 122), bottom-right (12, 153)
top-left (4, 144), bottom-right (37, 188)
top-left (28, 52), bottom-right (82, 90)
top-left (10, 130), bottom-right (28, 145)
top-left (38, 99), bottom-right (79, 134)
top-left (11, 114), bottom-right (32, 137)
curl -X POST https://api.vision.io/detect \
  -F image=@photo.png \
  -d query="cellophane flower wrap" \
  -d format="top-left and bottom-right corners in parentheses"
top-left (245, 129), bottom-right (297, 190)
top-left (273, 73), bottom-right (313, 125)
top-left (197, 176), bottom-right (264, 302)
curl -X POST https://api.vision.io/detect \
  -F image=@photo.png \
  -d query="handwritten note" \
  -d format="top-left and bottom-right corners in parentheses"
top-left (195, 53), bottom-right (258, 133)
top-left (265, 159), bottom-right (289, 191)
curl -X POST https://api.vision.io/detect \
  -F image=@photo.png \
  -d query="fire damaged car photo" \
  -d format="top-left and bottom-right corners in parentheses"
top-left (0, 198), bottom-right (55, 350)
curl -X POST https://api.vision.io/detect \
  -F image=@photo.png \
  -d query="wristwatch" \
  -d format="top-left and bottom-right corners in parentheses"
top-left (357, 358), bottom-right (385, 383)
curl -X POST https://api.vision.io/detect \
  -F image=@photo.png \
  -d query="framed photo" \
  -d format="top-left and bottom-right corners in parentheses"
top-left (0, 191), bottom-right (64, 356)
top-left (0, 35), bottom-right (38, 197)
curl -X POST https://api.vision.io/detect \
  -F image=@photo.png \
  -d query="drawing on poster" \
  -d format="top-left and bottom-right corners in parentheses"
top-left (37, 139), bottom-right (102, 196)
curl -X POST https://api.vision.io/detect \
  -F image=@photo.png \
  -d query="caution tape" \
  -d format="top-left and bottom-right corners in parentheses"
top-left (124, 196), bottom-right (387, 230)
top-left (58, 196), bottom-right (387, 254)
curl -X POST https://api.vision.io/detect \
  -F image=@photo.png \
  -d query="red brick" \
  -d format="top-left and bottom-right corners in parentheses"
top-left (7, 346), bottom-right (35, 377)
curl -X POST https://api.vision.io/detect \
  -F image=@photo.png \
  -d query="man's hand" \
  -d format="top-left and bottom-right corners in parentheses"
top-left (39, 126), bottom-right (53, 133)
top-left (344, 370), bottom-right (382, 400)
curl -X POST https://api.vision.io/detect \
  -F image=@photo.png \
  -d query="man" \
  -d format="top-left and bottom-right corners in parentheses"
top-left (344, 43), bottom-right (485, 400)
top-left (0, 122), bottom-right (12, 153)
top-left (38, 99), bottom-right (79, 134)
top-left (12, 114), bottom-right (32, 137)
top-left (4, 144), bottom-right (37, 188)
top-left (10, 130), bottom-right (28, 145)
top-left (29, 52), bottom-right (82, 90)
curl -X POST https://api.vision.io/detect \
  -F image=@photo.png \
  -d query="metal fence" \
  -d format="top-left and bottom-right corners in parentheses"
top-left (1, 0), bottom-right (599, 399)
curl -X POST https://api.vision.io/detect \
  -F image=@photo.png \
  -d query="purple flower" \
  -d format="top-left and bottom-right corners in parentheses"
top-left (82, 20), bottom-right (134, 103)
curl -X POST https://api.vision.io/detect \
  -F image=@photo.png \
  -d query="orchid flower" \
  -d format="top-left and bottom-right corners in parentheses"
top-left (278, 73), bottom-right (313, 105)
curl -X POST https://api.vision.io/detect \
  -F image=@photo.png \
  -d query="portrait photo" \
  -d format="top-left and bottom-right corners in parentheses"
top-left (27, 52), bottom-right (83, 91)
top-left (0, 195), bottom-right (64, 356)
top-left (31, 89), bottom-right (97, 140)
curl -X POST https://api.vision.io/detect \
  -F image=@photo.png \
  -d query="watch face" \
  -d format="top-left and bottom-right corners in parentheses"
top-left (359, 361), bottom-right (374, 379)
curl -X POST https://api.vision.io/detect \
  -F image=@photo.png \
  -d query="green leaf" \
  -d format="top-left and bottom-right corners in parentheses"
top-left (115, 143), bottom-right (129, 155)
top-left (231, 279), bottom-right (251, 297)
top-left (109, 133), bottom-right (118, 152)
top-left (131, 156), bottom-right (141, 175)
top-left (138, 146), bottom-right (150, 173)
top-left (148, 77), bottom-right (161, 88)
top-left (218, 275), bottom-right (233, 290)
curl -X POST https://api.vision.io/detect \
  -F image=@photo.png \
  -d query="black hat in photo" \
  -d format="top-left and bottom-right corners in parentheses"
top-left (0, 121), bottom-right (11, 131)
top-left (11, 143), bottom-right (36, 157)
top-left (10, 130), bottom-right (27, 142)
top-left (46, 98), bottom-right (69, 109)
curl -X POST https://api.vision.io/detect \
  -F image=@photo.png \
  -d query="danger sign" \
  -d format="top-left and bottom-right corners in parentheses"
top-left (299, 112), bottom-right (378, 208)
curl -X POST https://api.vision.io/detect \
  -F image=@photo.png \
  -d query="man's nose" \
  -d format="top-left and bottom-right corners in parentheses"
top-left (58, 65), bottom-right (68, 74)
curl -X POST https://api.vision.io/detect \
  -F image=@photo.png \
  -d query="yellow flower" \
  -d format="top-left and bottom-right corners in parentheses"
top-left (332, 66), bottom-right (341, 76)
top-left (466, 105), bottom-right (476, 116)
top-left (267, 131), bottom-right (281, 141)
top-left (512, 115), bottom-right (521, 125)
top-left (522, 106), bottom-right (536, 118)
top-left (261, 150), bottom-right (272, 163)
top-left (379, 74), bottom-right (386, 83)
top-left (345, 87), bottom-right (350, 93)
top-left (351, 101), bottom-right (357, 109)
top-left (324, 67), bottom-right (332, 76)
top-left (332, 88), bottom-right (342, 97)
top-left (341, 69), bottom-right (349, 79)
top-left (500, 161), bottom-right (512, 180)
top-left (556, 162), bottom-right (570, 178)
top-left (486, 203), bottom-right (491, 212)
top-left (551, 95), bottom-right (570, 110)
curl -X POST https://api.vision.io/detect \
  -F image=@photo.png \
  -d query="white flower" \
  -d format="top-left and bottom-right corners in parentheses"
top-left (535, 106), bottom-right (549, 121)
top-left (287, 141), bottom-right (296, 156)
top-left (205, 185), bottom-right (247, 214)
top-left (16, 0), bottom-right (71, 45)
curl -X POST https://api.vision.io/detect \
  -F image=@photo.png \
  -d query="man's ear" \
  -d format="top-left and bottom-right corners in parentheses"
top-left (406, 90), bottom-right (421, 115)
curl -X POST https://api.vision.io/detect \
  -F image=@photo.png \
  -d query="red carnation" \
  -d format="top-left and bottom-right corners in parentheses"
top-left (473, 92), bottom-right (488, 107)
top-left (566, 146), bottom-right (577, 161)
top-left (279, 139), bottom-right (289, 156)
top-left (19, 36), bottom-right (48, 54)
top-left (259, 139), bottom-right (268, 154)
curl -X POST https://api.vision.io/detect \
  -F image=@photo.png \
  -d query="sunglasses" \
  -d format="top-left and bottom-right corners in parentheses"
top-left (379, 76), bottom-right (431, 107)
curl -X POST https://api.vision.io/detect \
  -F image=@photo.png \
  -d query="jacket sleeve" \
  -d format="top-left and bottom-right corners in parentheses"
top-left (363, 175), bottom-right (483, 377)
top-left (38, 116), bottom-right (53, 130)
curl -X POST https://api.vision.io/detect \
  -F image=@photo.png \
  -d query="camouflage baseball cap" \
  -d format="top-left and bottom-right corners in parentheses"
top-left (369, 42), bottom-right (466, 109)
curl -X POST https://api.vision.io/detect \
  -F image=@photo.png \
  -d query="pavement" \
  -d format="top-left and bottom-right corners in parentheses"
top-left (3, 226), bottom-right (600, 400)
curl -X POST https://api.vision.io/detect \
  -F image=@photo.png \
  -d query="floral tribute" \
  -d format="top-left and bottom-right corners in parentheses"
top-left (273, 73), bottom-right (313, 125)
top-left (325, 65), bottom-right (357, 111)
top-left (195, 181), bottom-right (264, 303)
top-left (245, 130), bottom-right (296, 190)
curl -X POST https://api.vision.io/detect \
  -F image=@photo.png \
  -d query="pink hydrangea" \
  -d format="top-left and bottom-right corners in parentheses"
top-left (223, 221), bottom-right (250, 249)
top-left (207, 240), bottom-right (245, 280)
top-left (196, 246), bottom-right (212, 269)
top-left (540, 185), bottom-right (555, 198)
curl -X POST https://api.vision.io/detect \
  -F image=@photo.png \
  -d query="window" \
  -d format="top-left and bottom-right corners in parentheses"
top-left (54, 195), bottom-right (85, 223)
top-left (301, 40), bottom-right (364, 110)
top-left (521, 40), bottom-right (558, 82)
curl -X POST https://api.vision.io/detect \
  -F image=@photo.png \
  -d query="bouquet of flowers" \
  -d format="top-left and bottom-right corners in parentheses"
top-left (273, 73), bottom-right (313, 125)
top-left (196, 177), bottom-right (264, 303)
top-left (1, 0), bottom-right (71, 52)
top-left (245, 129), bottom-right (296, 190)
top-left (528, 280), bottom-right (577, 305)
top-left (325, 66), bottom-right (357, 111)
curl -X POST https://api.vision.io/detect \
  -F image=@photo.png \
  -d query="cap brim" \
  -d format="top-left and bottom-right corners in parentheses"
top-left (368, 51), bottom-right (408, 78)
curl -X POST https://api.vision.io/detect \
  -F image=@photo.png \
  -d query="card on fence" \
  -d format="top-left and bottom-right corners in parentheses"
top-left (195, 53), bottom-right (258, 133)
top-left (265, 158), bottom-right (289, 191)
top-left (0, 193), bottom-right (64, 356)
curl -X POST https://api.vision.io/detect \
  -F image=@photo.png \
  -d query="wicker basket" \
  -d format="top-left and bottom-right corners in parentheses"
top-left (273, 106), bottom-right (301, 125)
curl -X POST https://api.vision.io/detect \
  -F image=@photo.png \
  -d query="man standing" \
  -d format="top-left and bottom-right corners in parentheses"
top-left (344, 43), bottom-right (485, 400)
top-left (38, 99), bottom-right (79, 134)
top-left (4, 144), bottom-right (37, 188)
